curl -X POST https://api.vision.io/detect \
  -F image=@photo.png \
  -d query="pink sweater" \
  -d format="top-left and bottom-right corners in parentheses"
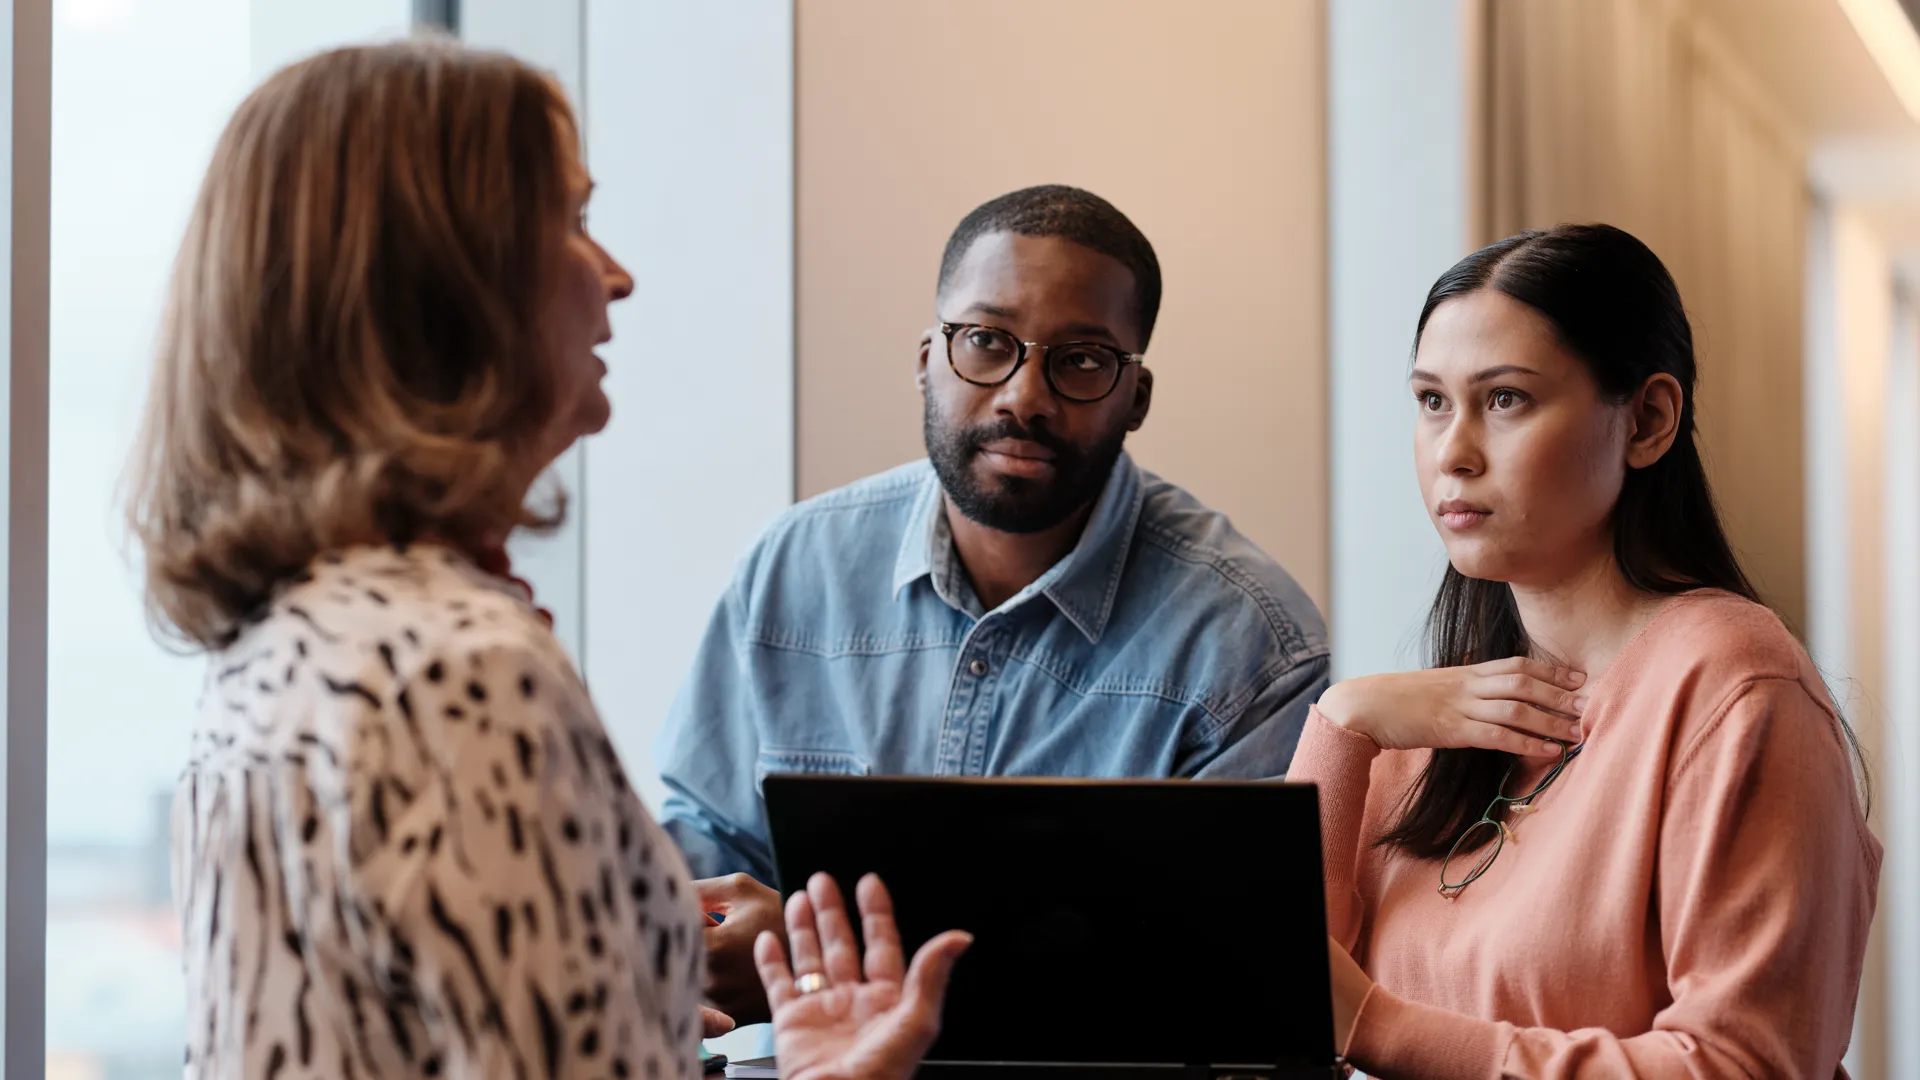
top-left (1292, 591), bottom-right (1881, 1079)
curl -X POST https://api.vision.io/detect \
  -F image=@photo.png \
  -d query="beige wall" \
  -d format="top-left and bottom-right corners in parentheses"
top-left (796, 0), bottom-right (1329, 609)
top-left (1485, 0), bottom-right (1809, 630)
top-left (1828, 205), bottom-right (1891, 1080)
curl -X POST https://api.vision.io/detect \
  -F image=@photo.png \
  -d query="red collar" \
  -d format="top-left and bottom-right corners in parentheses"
top-left (470, 544), bottom-right (555, 630)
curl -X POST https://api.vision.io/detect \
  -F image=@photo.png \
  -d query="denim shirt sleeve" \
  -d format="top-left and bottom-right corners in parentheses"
top-left (657, 569), bottom-right (776, 883)
top-left (1186, 652), bottom-right (1330, 781)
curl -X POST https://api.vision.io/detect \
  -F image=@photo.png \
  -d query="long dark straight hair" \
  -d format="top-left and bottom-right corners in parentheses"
top-left (1381, 224), bottom-right (1777, 858)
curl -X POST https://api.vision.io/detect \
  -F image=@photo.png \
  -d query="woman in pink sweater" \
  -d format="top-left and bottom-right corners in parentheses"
top-left (1299, 224), bottom-right (1881, 1079)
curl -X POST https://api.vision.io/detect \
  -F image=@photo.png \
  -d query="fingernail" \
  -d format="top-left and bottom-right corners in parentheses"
top-left (1568, 722), bottom-right (1584, 739)
top-left (1569, 671), bottom-right (1587, 686)
top-left (1573, 695), bottom-right (1589, 712)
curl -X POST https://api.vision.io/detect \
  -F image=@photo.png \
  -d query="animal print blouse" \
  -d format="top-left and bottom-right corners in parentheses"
top-left (173, 545), bottom-right (704, 1080)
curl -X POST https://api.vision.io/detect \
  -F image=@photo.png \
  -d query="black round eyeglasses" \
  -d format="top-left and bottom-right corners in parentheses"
top-left (939, 322), bottom-right (1144, 403)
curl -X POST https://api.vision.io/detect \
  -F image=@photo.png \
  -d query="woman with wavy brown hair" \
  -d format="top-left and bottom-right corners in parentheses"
top-left (129, 39), bottom-right (968, 1080)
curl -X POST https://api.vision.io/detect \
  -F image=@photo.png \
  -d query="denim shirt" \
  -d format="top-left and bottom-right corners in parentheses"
top-left (656, 452), bottom-right (1330, 881)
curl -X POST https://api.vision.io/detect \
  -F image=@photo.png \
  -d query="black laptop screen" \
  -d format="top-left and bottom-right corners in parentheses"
top-left (762, 776), bottom-right (1333, 1070)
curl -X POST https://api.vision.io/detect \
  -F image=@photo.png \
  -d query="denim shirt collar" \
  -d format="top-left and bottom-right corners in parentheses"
top-left (891, 451), bottom-right (1146, 643)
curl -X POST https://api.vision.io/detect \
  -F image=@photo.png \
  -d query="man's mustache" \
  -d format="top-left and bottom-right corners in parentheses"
top-left (962, 420), bottom-right (1072, 457)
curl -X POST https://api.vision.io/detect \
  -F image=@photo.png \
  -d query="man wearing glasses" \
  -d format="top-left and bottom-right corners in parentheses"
top-left (657, 185), bottom-right (1329, 1023)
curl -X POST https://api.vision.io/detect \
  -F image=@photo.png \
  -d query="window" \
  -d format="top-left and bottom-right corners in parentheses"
top-left (45, 5), bottom-right (411, 1078)
top-left (34, 2), bottom-right (788, 1073)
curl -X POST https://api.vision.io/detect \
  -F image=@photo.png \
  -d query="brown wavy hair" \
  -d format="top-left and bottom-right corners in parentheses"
top-left (125, 38), bottom-right (578, 649)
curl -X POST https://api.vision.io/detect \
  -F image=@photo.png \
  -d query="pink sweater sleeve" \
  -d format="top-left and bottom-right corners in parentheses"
top-left (1347, 677), bottom-right (1881, 1079)
top-left (1287, 706), bottom-right (1382, 954)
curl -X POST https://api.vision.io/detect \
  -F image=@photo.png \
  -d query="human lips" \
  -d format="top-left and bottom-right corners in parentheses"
top-left (1436, 498), bottom-right (1492, 530)
top-left (976, 437), bottom-right (1057, 479)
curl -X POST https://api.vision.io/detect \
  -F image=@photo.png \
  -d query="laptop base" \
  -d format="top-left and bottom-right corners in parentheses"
top-left (726, 1058), bottom-right (1339, 1079)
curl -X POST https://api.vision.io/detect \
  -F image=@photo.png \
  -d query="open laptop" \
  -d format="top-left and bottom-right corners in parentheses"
top-left (753, 776), bottom-right (1336, 1079)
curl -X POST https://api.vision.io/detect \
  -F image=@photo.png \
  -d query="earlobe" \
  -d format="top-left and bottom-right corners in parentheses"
top-left (1127, 367), bottom-right (1154, 431)
top-left (1625, 373), bottom-right (1684, 469)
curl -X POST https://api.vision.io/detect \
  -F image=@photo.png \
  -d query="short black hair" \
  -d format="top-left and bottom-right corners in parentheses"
top-left (936, 184), bottom-right (1162, 348)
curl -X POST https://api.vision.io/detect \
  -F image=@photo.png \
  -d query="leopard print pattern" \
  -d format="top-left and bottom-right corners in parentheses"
top-left (174, 545), bottom-right (703, 1080)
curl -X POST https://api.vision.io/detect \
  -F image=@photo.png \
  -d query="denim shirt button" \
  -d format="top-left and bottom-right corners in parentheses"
top-left (968, 658), bottom-right (988, 677)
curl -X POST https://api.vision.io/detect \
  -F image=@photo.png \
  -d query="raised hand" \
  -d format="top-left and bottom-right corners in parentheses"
top-left (754, 873), bottom-right (972, 1080)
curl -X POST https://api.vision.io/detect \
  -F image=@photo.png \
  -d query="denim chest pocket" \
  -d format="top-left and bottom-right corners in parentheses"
top-left (755, 747), bottom-right (872, 790)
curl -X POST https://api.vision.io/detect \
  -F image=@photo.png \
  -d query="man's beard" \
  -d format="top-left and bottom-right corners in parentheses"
top-left (923, 397), bottom-right (1127, 535)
